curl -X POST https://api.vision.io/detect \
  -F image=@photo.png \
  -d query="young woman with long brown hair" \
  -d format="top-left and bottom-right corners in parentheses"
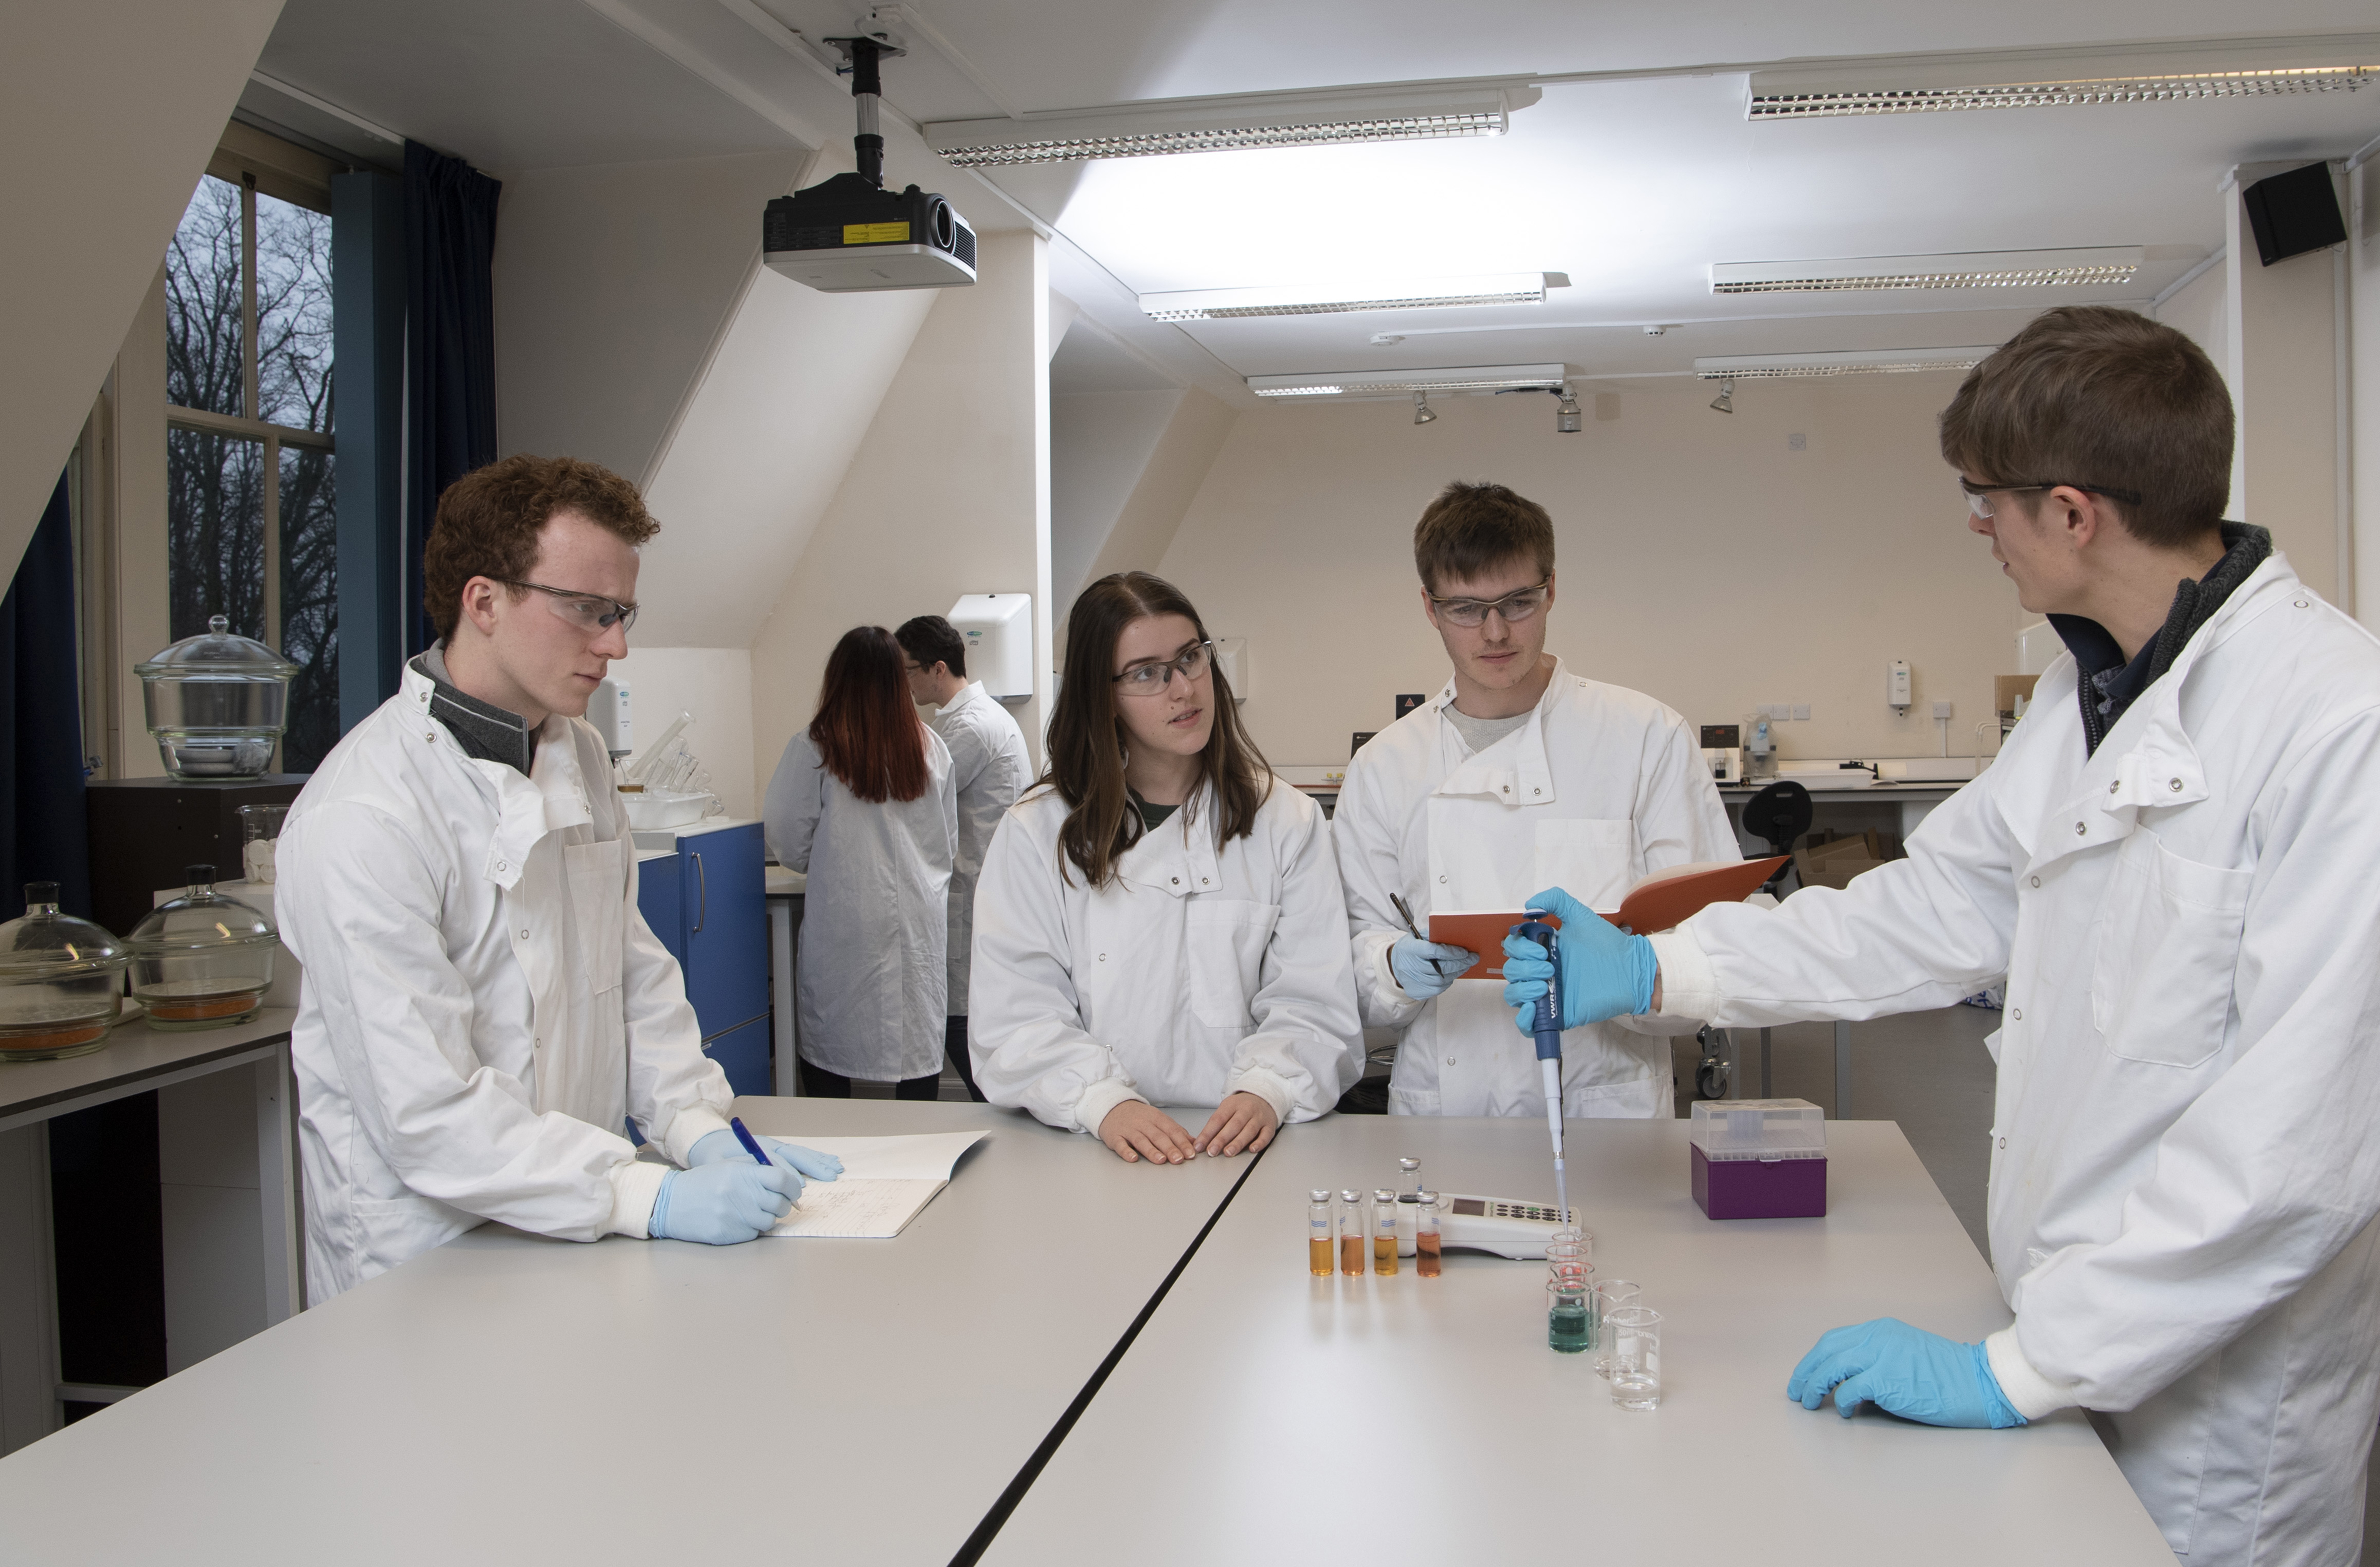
top-left (970, 573), bottom-right (1362, 1162)
top-left (763, 625), bottom-right (958, 1099)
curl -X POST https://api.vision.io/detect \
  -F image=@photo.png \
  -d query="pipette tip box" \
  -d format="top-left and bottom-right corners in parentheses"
top-left (1689, 1098), bottom-right (1827, 1220)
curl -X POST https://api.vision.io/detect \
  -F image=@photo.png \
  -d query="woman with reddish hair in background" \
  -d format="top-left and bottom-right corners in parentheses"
top-left (764, 626), bottom-right (958, 1099)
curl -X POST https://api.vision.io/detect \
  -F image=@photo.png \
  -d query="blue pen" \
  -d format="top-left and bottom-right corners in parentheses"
top-left (729, 1116), bottom-right (772, 1166)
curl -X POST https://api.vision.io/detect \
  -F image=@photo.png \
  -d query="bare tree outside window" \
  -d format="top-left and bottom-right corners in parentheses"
top-left (165, 173), bottom-right (339, 771)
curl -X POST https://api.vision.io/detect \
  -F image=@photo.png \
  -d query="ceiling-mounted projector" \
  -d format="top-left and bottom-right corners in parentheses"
top-left (763, 32), bottom-right (976, 293)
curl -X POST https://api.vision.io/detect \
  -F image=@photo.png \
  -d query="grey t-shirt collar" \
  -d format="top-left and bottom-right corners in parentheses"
top-left (411, 645), bottom-right (538, 776)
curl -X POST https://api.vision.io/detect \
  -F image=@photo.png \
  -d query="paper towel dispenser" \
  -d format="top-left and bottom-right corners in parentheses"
top-left (948, 594), bottom-right (1032, 703)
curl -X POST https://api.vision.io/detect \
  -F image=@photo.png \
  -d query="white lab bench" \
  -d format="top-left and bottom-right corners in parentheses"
top-left (0, 1009), bottom-right (300, 1455)
top-left (0, 1097), bottom-right (1248, 1566)
top-left (982, 1113), bottom-right (2173, 1567)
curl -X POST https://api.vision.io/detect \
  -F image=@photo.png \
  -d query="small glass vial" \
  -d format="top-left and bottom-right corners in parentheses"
top-left (1397, 1156), bottom-right (1421, 1201)
top-left (1338, 1190), bottom-right (1366, 1276)
top-left (1308, 1189), bottom-right (1333, 1277)
top-left (1414, 1190), bottom-right (1442, 1277)
top-left (1372, 1189), bottom-right (1400, 1276)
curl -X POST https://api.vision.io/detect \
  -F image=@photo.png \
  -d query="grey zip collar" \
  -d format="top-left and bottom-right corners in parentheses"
top-left (410, 646), bottom-right (538, 777)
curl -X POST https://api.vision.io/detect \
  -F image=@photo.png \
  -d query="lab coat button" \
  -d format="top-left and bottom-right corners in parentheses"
top-left (1438, 875), bottom-right (1447, 884)
top-left (1201, 878), bottom-right (1209, 886)
top-left (2012, 1008), bottom-right (2022, 1020)
top-left (1998, 1137), bottom-right (2008, 1149)
top-left (1533, 788), bottom-right (1541, 796)
top-left (519, 929), bottom-right (529, 939)
top-left (2170, 778), bottom-right (2183, 792)
top-left (496, 860), bottom-right (508, 872)
top-left (2109, 781), bottom-right (2120, 794)
top-left (2029, 875), bottom-right (2040, 888)
top-left (1446, 1057), bottom-right (1457, 1066)
top-left (1171, 877), bottom-right (1180, 885)
top-left (2295, 599), bottom-right (2310, 609)
top-left (1098, 953), bottom-right (1106, 961)
top-left (2075, 822), bottom-right (2086, 835)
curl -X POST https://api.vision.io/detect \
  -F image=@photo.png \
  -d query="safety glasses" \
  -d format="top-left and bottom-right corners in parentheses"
top-left (498, 579), bottom-right (640, 634)
top-left (1113, 639), bottom-right (1213, 697)
top-left (1959, 478), bottom-right (2144, 521)
top-left (1427, 579), bottom-right (1550, 628)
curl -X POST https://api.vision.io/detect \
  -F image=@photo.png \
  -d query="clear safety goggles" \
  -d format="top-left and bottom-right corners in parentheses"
top-left (498, 578), bottom-right (640, 634)
top-left (1959, 479), bottom-right (2143, 520)
top-left (1427, 579), bottom-right (1550, 628)
top-left (1113, 639), bottom-right (1213, 697)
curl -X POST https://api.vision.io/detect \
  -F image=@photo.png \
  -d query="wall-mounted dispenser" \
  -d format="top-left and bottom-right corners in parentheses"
top-left (949, 594), bottom-right (1033, 703)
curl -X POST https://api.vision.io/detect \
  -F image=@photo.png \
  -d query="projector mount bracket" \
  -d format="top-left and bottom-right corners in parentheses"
top-left (822, 29), bottom-right (909, 189)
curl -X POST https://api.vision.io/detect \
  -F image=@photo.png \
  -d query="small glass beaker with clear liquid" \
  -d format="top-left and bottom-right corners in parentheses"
top-left (1608, 1306), bottom-right (1664, 1409)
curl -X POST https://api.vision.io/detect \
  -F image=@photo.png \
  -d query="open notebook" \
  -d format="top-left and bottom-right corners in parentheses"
top-left (761, 1130), bottom-right (987, 1239)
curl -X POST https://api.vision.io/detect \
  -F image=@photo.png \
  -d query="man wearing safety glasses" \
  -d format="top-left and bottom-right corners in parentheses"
top-left (1331, 480), bottom-right (1736, 1120)
top-left (276, 454), bottom-right (837, 1301)
top-left (1510, 306), bottom-right (2380, 1565)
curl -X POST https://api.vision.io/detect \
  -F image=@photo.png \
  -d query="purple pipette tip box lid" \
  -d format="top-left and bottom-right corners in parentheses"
top-left (1690, 1098), bottom-right (1827, 1220)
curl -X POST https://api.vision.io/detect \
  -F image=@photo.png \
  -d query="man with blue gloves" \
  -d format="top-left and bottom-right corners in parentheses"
top-left (282, 455), bottom-right (841, 1299)
top-left (1501, 308), bottom-right (2380, 1564)
top-left (1333, 481), bottom-right (1735, 1120)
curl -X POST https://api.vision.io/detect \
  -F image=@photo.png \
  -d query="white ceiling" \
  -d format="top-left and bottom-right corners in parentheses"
top-left (255, 0), bottom-right (2380, 405)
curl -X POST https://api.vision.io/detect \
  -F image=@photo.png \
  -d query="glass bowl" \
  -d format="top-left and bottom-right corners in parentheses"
top-left (126, 866), bottom-right (276, 1031)
top-left (0, 883), bottom-right (128, 1061)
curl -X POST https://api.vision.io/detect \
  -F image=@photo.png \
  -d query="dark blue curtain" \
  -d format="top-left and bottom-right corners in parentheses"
top-left (402, 141), bottom-right (502, 656)
top-left (0, 473), bottom-right (92, 921)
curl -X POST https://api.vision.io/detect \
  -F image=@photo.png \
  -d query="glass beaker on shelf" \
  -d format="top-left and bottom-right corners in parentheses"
top-left (238, 804), bottom-right (289, 884)
top-left (0, 884), bottom-right (128, 1061)
top-left (126, 866), bottom-right (276, 1030)
top-left (135, 616), bottom-right (297, 780)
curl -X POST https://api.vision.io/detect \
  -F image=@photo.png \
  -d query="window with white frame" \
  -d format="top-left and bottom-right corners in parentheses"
top-left (164, 159), bottom-right (337, 771)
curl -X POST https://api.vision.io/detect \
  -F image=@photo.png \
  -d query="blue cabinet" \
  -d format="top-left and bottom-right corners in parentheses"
top-left (632, 821), bottom-right (771, 1098)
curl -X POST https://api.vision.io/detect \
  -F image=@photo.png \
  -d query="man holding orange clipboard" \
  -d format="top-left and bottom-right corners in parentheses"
top-left (1332, 481), bottom-right (1738, 1119)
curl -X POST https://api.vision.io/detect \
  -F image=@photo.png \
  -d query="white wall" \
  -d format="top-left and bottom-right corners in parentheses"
top-left (2353, 156), bottom-right (2380, 633)
top-left (610, 645), bottom-right (756, 820)
top-left (1155, 373), bottom-right (2029, 767)
top-left (747, 230), bottom-right (1054, 809)
top-left (493, 149), bottom-right (813, 487)
top-left (1051, 388), bottom-right (1183, 607)
top-left (0, 0), bottom-right (287, 589)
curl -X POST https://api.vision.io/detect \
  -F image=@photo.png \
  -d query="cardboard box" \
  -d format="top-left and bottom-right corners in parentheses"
top-left (1996, 674), bottom-right (2040, 717)
top-left (1794, 853), bottom-right (1884, 891)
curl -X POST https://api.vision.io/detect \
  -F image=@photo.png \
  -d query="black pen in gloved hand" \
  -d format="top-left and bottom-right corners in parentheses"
top-left (1389, 893), bottom-right (1449, 978)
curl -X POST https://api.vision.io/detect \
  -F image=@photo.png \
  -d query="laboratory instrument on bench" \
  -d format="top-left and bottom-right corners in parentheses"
top-left (1690, 1097), bottom-right (1827, 1219)
top-left (1514, 917), bottom-right (1571, 1235)
top-left (1414, 1191), bottom-right (1442, 1277)
top-left (1698, 724), bottom-right (1744, 784)
top-left (0, 883), bottom-right (129, 1061)
top-left (1307, 1189), bottom-right (1332, 1277)
top-left (761, 31), bottom-right (977, 293)
top-left (1372, 1189), bottom-right (1399, 1276)
top-left (135, 615), bottom-right (299, 780)
top-left (125, 866), bottom-right (276, 1031)
top-left (1427, 1194), bottom-right (1571, 1259)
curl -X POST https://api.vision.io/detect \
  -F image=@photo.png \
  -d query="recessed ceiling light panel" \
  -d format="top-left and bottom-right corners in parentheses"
top-left (1710, 248), bottom-right (2142, 295)
top-left (1692, 347), bottom-right (1998, 379)
top-left (927, 82), bottom-right (1535, 168)
top-left (1142, 273), bottom-right (1551, 322)
top-left (1746, 35), bottom-right (2379, 119)
top-left (1248, 364), bottom-right (1568, 398)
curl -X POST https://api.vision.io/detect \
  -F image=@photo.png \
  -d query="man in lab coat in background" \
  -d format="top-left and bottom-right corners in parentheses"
top-left (897, 614), bottom-right (1032, 1100)
top-left (1515, 306), bottom-right (2380, 1565)
top-left (1331, 481), bottom-right (1736, 1119)
top-left (278, 454), bottom-right (837, 1300)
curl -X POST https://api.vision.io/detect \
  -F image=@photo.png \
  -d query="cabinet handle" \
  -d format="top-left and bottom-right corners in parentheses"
top-left (692, 852), bottom-right (707, 933)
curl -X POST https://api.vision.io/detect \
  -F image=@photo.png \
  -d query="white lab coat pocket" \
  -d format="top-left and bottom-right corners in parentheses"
top-left (1531, 818), bottom-right (1636, 910)
top-left (565, 839), bottom-right (628, 995)
top-left (2088, 829), bottom-right (2250, 1069)
top-left (1186, 898), bottom-right (1279, 1029)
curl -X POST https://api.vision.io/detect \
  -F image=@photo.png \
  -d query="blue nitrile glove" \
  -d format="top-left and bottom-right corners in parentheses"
top-left (648, 1161), bottom-right (805, 1245)
top-left (687, 1127), bottom-right (844, 1191)
top-left (1785, 1318), bottom-right (2027, 1428)
top-left (1391, 936), bottom-right (1478, 1001)
top-left (1500, 886), bottom-right (1657, 1033)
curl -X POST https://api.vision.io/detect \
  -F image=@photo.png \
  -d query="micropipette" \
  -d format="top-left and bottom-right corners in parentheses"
top-left (1513, 917), bottom-right (1569, 1228)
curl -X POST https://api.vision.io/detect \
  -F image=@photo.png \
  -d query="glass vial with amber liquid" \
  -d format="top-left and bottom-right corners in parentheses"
top-left (1372, 1189), bottom-right (1400, 1276)
top-left (1415, 1190), bottom-right (1442, 1277)
top-left (1338, 1189), bottom-right (1366, 1276)
top-left (1308, 1189), bottom-right (1333, 1276)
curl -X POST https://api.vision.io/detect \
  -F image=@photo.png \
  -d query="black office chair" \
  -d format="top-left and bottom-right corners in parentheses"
top-left (1741, 780), bottom-right (1813, 897)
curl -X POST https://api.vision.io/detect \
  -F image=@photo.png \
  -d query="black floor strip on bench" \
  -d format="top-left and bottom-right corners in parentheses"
top-left (948, 1143), bottom-right (1270, 1566)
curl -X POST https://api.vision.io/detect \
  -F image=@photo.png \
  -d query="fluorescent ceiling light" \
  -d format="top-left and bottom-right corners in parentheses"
top-left (1141, 272), bottom-right (1554, 322)
top-left (1248, 364), bottom-right (1568, 399)
top-left (1711, 248), bottom-right (2142, 294)
top-left (926, 80), bottom-right (1536, 168)
top-left (1692, 347), bottom-right (1997, 380)
top-left (1747, 35), bottom-right (2377, 118)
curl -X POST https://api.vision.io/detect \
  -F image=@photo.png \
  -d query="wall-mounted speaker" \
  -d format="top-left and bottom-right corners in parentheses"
top-left (2242, 162), bottom-right (2346, 267)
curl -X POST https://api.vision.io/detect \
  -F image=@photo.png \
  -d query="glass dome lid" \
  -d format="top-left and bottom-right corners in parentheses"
top-left (134, 615), bottom-right (299, 681)
top-left (0, 883), bottom-right (127, 977)
top-left (127, 866), bottom-right (277, 952)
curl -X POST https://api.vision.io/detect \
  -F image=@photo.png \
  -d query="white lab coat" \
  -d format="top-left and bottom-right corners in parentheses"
top-left (1651, 555), bottom-right (2380, 1567)
top-left (928, 681), bottom-right (1033, 1016)
top-left (970, 776), bottom-right (1365, 1135)
top-left (764, 727), bottom-right (957, 1080)
top-left (1333, 660), bottom-right (1738, 1118)
top-left (277, 664), bottom-right (732, 1302)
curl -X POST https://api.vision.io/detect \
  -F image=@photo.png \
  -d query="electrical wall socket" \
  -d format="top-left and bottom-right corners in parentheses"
top-left (1932, 700), bottom-right (1953, 719)
top-left (1758, 703), bottom-right (1791, 720)
top-left (1791, 704), bottom-right (1811, 721)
